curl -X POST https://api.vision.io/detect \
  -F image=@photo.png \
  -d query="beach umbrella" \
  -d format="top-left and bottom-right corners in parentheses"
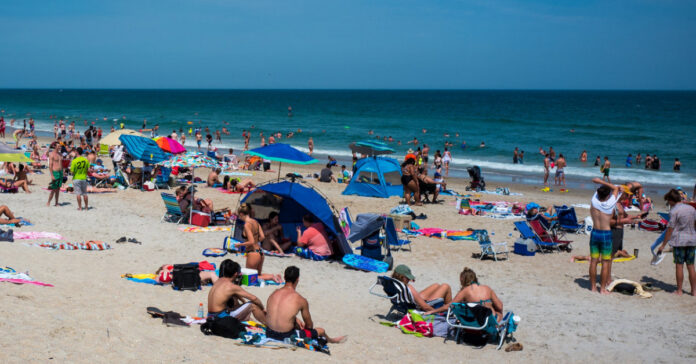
top-left (0, 143), bottom-right (33, 163)
top-left (118, 135), bottom-right (171, 164)
top-left (245, 143), bottom-right (317, 178)
top-left (159, 152), bottom-right (222, 222)
top-left (99, 129), bottom-right (146, 146)
top-left (154, 136), bottom-right (186, 154)
top-left (349, 140), bottom-right (395, 156)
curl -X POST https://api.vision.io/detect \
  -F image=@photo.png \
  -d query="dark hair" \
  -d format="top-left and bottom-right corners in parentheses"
top-left (223, 175), bottom-right (230, 186)
top-left (284, 266), bottom-right (300, 283)
top-left (215, 168), bottom-right (221, 174)
top-left (269, 211), bottom-right (279, 220)
top-left (401, 158), bottom-right (415, 167)
top-left (664, 189), bottom-right (682, 203)
top-left (596, 185), bottom-right (611, 200)
top-left (219, 259), bottom-right (241, 278)
top-left (326, 163), bottom-right (332, 168)
top-left (302, 214), bottom-right (315, 223)
top-left (76, 147), bottom-right (83, 155)
top-left (237, 202), bottom-right (252, 216)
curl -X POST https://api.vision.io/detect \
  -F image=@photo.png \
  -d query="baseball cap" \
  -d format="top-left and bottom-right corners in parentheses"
top-left (394, 264), bottom-right (415, 281)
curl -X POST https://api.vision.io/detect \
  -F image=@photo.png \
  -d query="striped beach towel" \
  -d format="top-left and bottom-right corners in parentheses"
top-left (29, 241), bottom-right (111, 250)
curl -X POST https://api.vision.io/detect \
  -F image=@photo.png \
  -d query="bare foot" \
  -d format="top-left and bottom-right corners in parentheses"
top-left (600, 289), bottom-right (611, 295)
top-left (414, 202), bottom-right (423, 206)
top-left (77, 207), bottom-right (82, 211)
top-left (673, 290), bottom-right (683, 296)
top-left (329, 336), bottom-right (347, 344)
top-left (590, 287), bottom-right (598, 293)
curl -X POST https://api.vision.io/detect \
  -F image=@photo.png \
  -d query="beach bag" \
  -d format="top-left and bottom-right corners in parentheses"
top-left (200, 316), bottom-right (245, 339)
top-left (0, 229), bottom-right (13, 242)
top-left (171, 263), bottom-right (201, 291)
top-left (398, 310), bottom-right (434, 338)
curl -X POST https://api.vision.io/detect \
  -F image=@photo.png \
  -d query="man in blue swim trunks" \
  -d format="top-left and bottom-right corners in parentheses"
top-left (265, 266), bottom-right (346, 343)
top-left (207, 259), bottom-right (267, 323)
top-left (589, 178), bottom-right (621, 294)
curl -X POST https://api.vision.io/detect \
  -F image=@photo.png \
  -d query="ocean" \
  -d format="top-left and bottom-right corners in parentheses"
top-left (1, 89), bottom-right (694, 192)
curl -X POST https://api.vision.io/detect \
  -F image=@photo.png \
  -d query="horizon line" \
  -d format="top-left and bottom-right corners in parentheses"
top-left (0, 87), bottom-right (695, 92)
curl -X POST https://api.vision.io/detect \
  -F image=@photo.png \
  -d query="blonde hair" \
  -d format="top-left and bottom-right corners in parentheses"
top-left (237, 203), bottom-right (252, 216)
top-left (460, 267), bottom-right (478, 288)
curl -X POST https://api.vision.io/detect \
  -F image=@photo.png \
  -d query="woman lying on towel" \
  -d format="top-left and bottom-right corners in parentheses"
top-left (392, 264), bottom-right (452, 311)
top-left (222, 176), bottom-right (256, 193)
top-left (424, 267), bottom-right (503, 322)
top-left (66, 185), bottom-right (117, 193)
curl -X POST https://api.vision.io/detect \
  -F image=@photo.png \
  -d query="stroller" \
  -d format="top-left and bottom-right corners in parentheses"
top-left (467, 166), bottom-right (486, 191)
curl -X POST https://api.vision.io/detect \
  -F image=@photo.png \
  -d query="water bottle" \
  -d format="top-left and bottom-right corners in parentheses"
top-left (197, 303), bottom-right (204, 318)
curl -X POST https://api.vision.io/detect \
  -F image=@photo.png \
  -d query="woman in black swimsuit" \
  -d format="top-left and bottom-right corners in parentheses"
top-left (234, 204), bottom-right (282, 283)
top-left (401, 157), bottom-right (421, 206)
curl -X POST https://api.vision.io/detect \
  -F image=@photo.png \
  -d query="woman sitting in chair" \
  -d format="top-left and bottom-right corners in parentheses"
top-left (425, 267), bottom-right (503, 321)
top-left (175, 186), bottom-right (214, 214)
top-left (392, 264), bottom-right (452, 311)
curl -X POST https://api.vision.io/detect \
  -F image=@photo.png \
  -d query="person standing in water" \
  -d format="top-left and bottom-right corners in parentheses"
top-left (674, 158), bottom-right (681, 172)
top-left (580, 150), bottom-right (588, 163)
top-left (543, 153), bottom-right (550, 186)
top-left (601, 156), bottom-right (611, 183)
top-left (308, 137), bottom-right (314, 155)
top-left (625, 154), bottom-right (633, 168)
top-left (443, 148), bottom-right (452, 177)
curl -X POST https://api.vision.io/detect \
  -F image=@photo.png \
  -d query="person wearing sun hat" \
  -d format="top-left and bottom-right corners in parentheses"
top-left (525, 202), bottom-right (557, 229)
top-left (391, 264), bottom-right (452, 311)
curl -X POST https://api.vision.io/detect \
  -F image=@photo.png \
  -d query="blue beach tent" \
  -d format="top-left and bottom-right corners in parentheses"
top-left (342, 157), bottom-right (403, 198)
top-left (239, 179), bottom-right (352, 258)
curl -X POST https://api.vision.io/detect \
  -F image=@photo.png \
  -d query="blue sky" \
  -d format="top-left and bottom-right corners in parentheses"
top-left (0, 0), bottom-right (694, 89)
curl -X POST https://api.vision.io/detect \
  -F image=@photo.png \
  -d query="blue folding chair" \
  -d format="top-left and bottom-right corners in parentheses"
top-left (446, 302), bottom-right (514, 350)
top-left (513, 221), bottom-right (559, 252)
top-left (155, 167), bottom-right (173, 190)
top-left (368, 275), bottom-right (417, 318)
top-left (160, 192), bottom-right (186, 224)
top-left (385, 217), bottom-right (412, 252)
top-left (556, 205), bottom-right (585, 234)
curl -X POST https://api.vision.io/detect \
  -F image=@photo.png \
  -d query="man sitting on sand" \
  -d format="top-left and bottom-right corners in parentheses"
top-left (207, 168), bottom-right (221, 187)
top-left (0, 205), bottom-right (25, 226)
top-left (589, 177), bottom-right (622, 294)
top-left (207, 259), bottom-right (267, 323)
top-left (265, 266), bottom-right (346, 343)
top-left (318, 163), bottom-right (336, 183)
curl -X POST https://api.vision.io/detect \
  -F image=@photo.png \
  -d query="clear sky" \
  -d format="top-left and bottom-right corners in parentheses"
top-left (1, 0), bottom-right (694, 89)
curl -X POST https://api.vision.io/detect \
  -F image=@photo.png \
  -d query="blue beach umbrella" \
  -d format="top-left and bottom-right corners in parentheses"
top-left (245, 143), bottom-right (317, 178)
top-left (119, 134), bottom-right (171, 164)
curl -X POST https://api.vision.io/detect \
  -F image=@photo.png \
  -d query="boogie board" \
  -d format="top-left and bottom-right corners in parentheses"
top-left (342, 254), bottom-right (389, 273)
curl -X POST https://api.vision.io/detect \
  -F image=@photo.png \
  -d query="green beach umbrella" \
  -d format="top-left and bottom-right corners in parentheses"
top-left (245, 143), bottom-right (317, 179)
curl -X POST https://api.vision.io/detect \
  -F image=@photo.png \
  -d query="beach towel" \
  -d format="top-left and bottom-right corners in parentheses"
top-left (179, 226), bottom-right (232, 233)
top-left (13, 232), bottom-right (63, 240)
top-left (216, 188), bottom-right (243, 194)
top-left (29, 241), bottom-right (111, 250)
top-left (0, 218), bottom-right (32, 229)
top-left (575, 255), bottom-right (636, 264)
top-left (202, 248), bottom-right (228, 257)
top-left (262, 249), bottom-right (294, 258)
top-left (390, 205), bottom-right (413, 215)
top-left (480, 189), bottom-right (523, 196)
top-left (0, 266), bottom-right (54, 287)
top-left (235, 322), bottom-right (331, 355)
top-left (403, 227), bottom-right (479, 241)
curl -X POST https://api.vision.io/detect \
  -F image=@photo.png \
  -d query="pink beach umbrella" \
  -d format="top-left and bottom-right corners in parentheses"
top-left (154, 136), bottom-right (187, 154)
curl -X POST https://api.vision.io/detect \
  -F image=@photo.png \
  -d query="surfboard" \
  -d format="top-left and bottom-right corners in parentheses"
top-left (342, 254), bottom-right (389, 273)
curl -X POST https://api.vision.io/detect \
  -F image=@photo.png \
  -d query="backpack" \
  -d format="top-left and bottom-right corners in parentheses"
top-left (171, 263), bottom-right (201, 291)
top-left (200, 316), bottom-right (246, 339)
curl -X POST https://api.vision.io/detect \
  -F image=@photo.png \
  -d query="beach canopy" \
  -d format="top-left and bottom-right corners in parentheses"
top-left (240, 180), bottom-right (352, 258)
top-left (154, 136), bottom-right (186, 154)
top-left (159, 151), bottom-right (220, 169)
top-left (0, 143), bottom-right (33, 163)
top-left (119, 135), bottom-right (171, 164)
top-left (245, 143), bottom-right (317, 178)
top-left (342, 157), bottom-right (403, 198)
top-left (349, 140), bottom-right (395, 156)
top-left (99, 129), bottom-right (145, 146)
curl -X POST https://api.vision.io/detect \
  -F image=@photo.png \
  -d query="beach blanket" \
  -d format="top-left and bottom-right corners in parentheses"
top-left (575, 256), bottom-right (636, 264)
top-left (480, 189), bottom-right (523, 196)
top-left (0, 218), bottom-right (33, 229)
top-left (403, 227), bottom-right (480, 241)
top-left (13, 232), bottom-right (63, 240)
top-left (262, 249), bottom-right (294, 258)
top-left (179, 226), bottom-right (232, 233)
top-left (216, 188), bottom-right (244, 194)
top-left (221, 171), bottom-right (253, 177)
top-left (122, 273), bottom-right (162, 285)
top-left (0, 266), bottom-right (53, 287)
top-left (29, 241), bottom-right (111, 250)
top-left (235, 322), bottom-right (331, 355)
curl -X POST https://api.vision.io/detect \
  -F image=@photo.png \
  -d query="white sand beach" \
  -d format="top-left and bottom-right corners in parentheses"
top-left (1, 147), bottom-right (695, 364)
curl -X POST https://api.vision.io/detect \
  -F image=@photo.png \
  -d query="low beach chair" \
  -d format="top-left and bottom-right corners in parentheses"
top-left (154, 167), bottom-right (173, 190)
top-left (513, 221), bottom-right (559, 252)
top-left (477, 230), bottom-right (508, 261)
top-left (556, 206), bottom-right (585, 234)
top-left (369, 275), bottom-right (417, 318)
top-left (528, 220), bottom-right (572, 251)
top-left (98, 144), bottom-right (110, 157)
top-left (445, 302), bottom-right (513, 350)
top-left (385, 217), bottom-right (412, 252)
top-left (160, 192), bottom-right (186, 224)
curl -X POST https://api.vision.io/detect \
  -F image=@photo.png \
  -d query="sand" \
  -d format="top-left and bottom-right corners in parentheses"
top-left (1, 138), bottom-right (695, 363)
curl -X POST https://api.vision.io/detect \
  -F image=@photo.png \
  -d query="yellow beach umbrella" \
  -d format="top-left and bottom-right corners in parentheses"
top-left (99, 129), bottom-right (146, 146)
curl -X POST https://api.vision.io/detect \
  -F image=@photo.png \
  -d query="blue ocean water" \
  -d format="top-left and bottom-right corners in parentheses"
top-left (1, 89), bottom-right (694, 189)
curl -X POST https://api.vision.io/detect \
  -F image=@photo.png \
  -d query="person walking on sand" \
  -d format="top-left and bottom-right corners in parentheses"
top-left (655, 189), bottom-right (696, 296)
top-left (46, 143), bottom-right (63, 207)
top-left (543, 153), bottom-right (550, 185)
top-left (70, 147), bottom-right (90, 211)
top-left (308, 137), bottom-right (314, 155)
top-left (265, 266), bottom-right (346, 344)
top-left (589, 178), bottom-right (621, 294)
top-left (601, 156), bottom-right (611, 183)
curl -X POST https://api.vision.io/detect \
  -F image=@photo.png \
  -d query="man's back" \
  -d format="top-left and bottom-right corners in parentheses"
top-left (266, 287), bottom-right (305, 332)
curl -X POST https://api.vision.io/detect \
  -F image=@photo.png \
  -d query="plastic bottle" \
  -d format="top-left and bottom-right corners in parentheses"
top-left (197, 303), bottom-right (204, 318)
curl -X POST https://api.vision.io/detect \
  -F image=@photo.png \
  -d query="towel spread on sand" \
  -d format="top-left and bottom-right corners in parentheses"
top-left (179, 226), bottom-right (232, 233)
top-left (216, 188), bottom-right (243, 194)
top-left (13, 232), bottom-right (63, 240)
top-left (28, 241), bottom-right (111, 250)
top-left (0, 218), bottom-right (33, 229)
top-left (403, 228), bottom-right (480, 241)
top-left (0, 266), bottom-right (54, 287)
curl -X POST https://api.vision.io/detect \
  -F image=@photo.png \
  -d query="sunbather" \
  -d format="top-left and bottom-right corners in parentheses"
top-left (206, 259), bottom-right (266, 323)
top-left (66, 185), bottom-right (117, 193)
top-left (0, 205), bottom-right (24, 226)
top-left (425, 267), bottom-right (503, 322)
top-left (525, 203), bottom-right (556, 229)
top-left (152, 264), bottom-right (218, 285)
top-left (265, 266), bottom-right (346, 343)
top-left (262, 211), bottom-right (292, 254)
top-left (572, 250), bottom-right (632, 262)
top-left (392, 264), bottom-right (452, 311)
top-left (175, 186), bottom-right (214, 214)
top-left (207, 168), bottom-right (221, 187)
top-left (222, 176), bottom-right (255, 193)
top-left (233, 203), bottom-right (283, 283)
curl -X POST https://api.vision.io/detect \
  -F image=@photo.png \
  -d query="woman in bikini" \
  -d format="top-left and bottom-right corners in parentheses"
top-left (400, 157), bottom-right (421, 206)
top-left (234, 203), bottom-right (282, 283)
top-left (425, 267), bottom-right (503, 321)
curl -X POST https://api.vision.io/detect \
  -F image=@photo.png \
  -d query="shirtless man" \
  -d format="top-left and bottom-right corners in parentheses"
top-left (207, 259), bottom-right (266, 323)
top-left (47, 143), bottom-right (64, 206)
top-left (555, 154), bottom-right (566, 186)
top-left (589, 178), bottom-right (621, 294)
top-left (580, 150), bottom-right (587, 163)
top-left (421, 144), bottom-right (430, 165)
top-left (265, 266), bottom-right (346, 343)
top-left (601, 156), bottom-right (611, 183)
top-left (543, 154), bottom-right (550, 185)
top-left (207, 168), bottom-right (221, 187)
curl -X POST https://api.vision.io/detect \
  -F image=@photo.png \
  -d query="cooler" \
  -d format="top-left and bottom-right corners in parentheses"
top-left (241, 268), bottom-right (258, 286)
top-left (191, 210), bottom-right (211, 227)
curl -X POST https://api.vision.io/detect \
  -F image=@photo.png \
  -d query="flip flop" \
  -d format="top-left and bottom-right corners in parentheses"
top-left (146, 306), bottom-right (165, 318)
top-left (651, 252), bottom-right (666, 266)
top-left (116, 237), bottom-right (127, 243)
top-left (127, 238), bottom-right (142, 245)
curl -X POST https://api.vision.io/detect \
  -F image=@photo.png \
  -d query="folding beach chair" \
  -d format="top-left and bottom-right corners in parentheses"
top-left (369, 275), bottom-right (417, 318)
top-left (528, 219), bottom-right (572, 251)
top-left (556, 206), bottom-right (585, 235)
top-left (338, 207), bottom-right (353, 239)
top-left (160, 192), bottom-right (186, 224)
top-left (445, 302), bottom-right (514, 350)
top-left (154, 167), bottom-right (173, 190)
top-left (385, 217), bottom-right (412, 252)
top-left (477, 230), bottom-right (509, 261)
top-left (98, 144), bottom-right (110, 157)
top-left (513, 221), bottom-right (559, 252)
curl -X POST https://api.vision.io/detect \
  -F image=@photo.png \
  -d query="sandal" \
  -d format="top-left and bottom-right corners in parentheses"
top-left (127, 238), bottom-right (142, 245)
top-left (116, 236), bottom-right (127, 243)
